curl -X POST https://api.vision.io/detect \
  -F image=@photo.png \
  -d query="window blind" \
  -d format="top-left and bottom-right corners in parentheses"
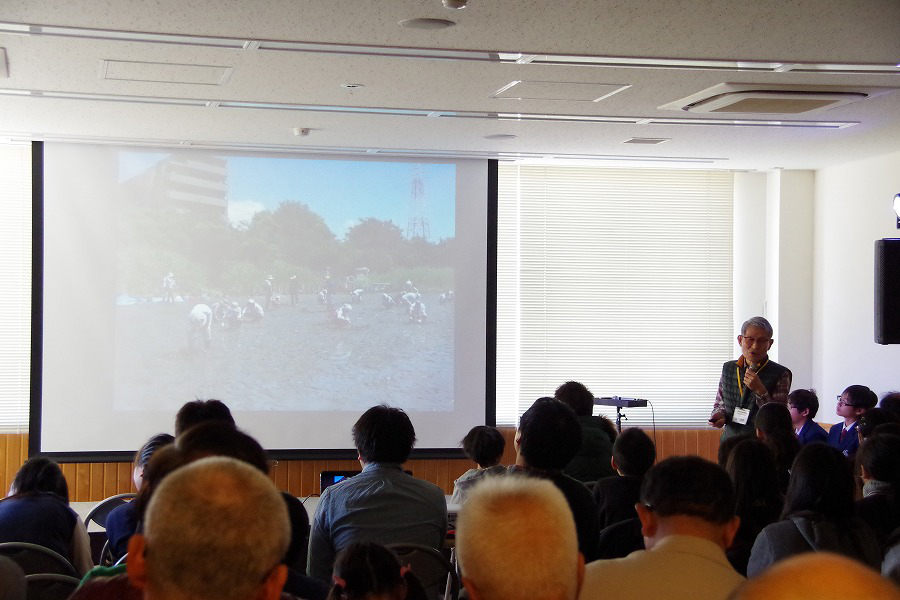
top-left (0, 143), bottom-right (32, 433)
top-left (496, 163), bottom-right (734, 428)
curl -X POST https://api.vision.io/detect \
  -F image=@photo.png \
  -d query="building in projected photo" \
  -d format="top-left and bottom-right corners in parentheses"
top-left (121, 154), bottom-right (229, 219)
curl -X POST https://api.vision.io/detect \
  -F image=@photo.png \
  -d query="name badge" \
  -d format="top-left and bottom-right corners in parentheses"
top-left (733, 407), bottom-right (751, 425)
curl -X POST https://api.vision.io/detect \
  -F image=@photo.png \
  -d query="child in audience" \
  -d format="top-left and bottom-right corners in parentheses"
top-left (0, 457), bottom-right (93, 576)
top-left (327, 543), bottom-right (427, 600)
top-left (754, 403), bottom-right (800, 494)
top-left (592, 427), bottom-right (656, 529)
top-left (451, 426), bottom-right (506, 504)
top-left (828, 385), bottom-right (878, 459)
top-left (787, 389), bottom-right (828, 445)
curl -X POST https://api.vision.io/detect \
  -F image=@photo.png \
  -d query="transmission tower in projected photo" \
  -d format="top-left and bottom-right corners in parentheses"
top-left (406, 167), bottom-right (430, 240)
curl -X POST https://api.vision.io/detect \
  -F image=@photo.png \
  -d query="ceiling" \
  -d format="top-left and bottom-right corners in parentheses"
top-left (1, 0), bottom-right (899, 170)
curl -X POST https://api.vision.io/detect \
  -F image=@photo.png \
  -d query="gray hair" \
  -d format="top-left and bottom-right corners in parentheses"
top-left (741, 316), bottom-right (773, 337)
top-left (457, 476), bottom-right (579, 600)
top-left (144, 456), bottom-right (290, 600)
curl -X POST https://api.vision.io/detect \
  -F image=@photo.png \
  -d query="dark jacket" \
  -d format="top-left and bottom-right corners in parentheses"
top-left (563, 416), bottom-right (615, 484)
top-left (796, 419), bottom-right (828, 445)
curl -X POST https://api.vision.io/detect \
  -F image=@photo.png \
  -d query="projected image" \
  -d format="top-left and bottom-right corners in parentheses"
top-left (112, 153), bottom-right (456, 412)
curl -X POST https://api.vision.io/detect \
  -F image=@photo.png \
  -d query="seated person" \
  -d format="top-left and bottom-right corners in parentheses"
top-left (747, 443), bottom-right (883, 576)
top-left (787, 389), bottom-right (828, 445)
top-left (828, 384), bottom-right (877, 459)
top-left (508, 397), bottom-right (600, 561)
top-left (451, 425), bottom-right (506, 504)
top-left (0, 457), bottom-right (93, 576)
top-left (754, 402), bottom-right (799, 494)
top-left (105, 433), bottom-right (174, 562)
top-left (581, 456), bottom-right (744, 600)
top-left (327, 543), bottom-right (428, 600)
top-left (856, 407), bottom-right (898, 443)
top-left (855, 433), bottom-right (900, 542)
top-left (554, 381), bottom-right (616, 484)
top-left (456, 476), bottom-right (585, 600)
top-left (174, 398), bottom-right (235, 437)
top-left (307, 405), bottom-right (447, 581)
top-left (592, 427), bottom-right (656, 529)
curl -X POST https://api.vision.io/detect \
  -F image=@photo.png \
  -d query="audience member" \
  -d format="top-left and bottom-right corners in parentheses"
top-left (105, 433), bottom-right (174, 562)
top-left (857, 407), bottom-right (898, 443)
top-left (787, 389), bottom-right (828, 445)
top-left (855, 433), bottom-right (900, 541)
top-left (327, 543), bottom-right (428, 600)
top-left (581, 456), bottom-right (744, 600)
top-left (0, 457), bottom-right (93, 575)
top-left (592, 428), bottom-right (656, 529)
top-left (724, 438), bottom-right (783, 576)
top-left (456, 476), bottom-right (584, 600)
top-left (733, 552), bottom-right (900, 600)
top-left (450, 425), bottom-right (506, 504)
top-left (717, 433), bottom-right (753, 468)
top-left (508, 397), bottom-right (599, 560)
top-left (880, 391), bottom-right (900, 422)
top-left (747, 443), bottom-right (882, 576)
top-left (828, 385), bottom-right (877, 459)
top-left (307, 405), bottom-right (447, 581)
top-left (174, 399), bottom-right (235, 436)
top-left (753, 402), bottom-right (800, 494)
top-left (127, 457), bottom-right (290, 600)
top-left (554, 381), bottom-right (616, 484)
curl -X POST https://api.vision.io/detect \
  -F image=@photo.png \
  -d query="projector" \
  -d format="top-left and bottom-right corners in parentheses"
top-left (595, 396), bottom-right (648, 408)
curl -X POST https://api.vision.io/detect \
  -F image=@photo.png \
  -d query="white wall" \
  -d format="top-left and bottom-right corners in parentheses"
top-left (813, 149), bottom-right (900, 419)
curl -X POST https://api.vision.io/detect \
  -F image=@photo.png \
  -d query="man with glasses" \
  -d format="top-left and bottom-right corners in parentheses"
top-left (708, 316), bottom-right (792, 439)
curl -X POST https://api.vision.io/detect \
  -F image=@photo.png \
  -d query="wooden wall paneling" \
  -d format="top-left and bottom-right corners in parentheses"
top-left (271, 460), bottom-right (288, 491)
top-left (74, 463), bottom-right (91, 502)
top-left (117, 463), bottom-right (133, 496)
top-left (88, 464), bottom-right (104, 501)
top-left (299, 460), bottom-right (314, 498)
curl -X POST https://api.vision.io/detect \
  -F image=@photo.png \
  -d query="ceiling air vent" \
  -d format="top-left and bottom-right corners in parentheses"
top-left (659, 83), bottom-right (896, 115)
top-left (623, 137), bottom-right (669, 145)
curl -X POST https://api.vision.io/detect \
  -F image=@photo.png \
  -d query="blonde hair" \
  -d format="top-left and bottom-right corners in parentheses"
top-left (456, 476), bottom-right (579, 600)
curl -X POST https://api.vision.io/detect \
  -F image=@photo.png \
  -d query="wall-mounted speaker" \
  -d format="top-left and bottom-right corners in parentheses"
top-left (875, 239), bottom-right (900, 344)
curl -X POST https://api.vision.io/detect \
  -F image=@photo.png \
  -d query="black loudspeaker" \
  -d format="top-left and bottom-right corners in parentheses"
top-left (875, 239), bottom-right (900, 344)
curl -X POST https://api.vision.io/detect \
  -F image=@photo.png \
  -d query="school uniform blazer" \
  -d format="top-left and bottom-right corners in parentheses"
top-left (827, 421), bottom-right (860, 458)
top-left (797, 420), bottom-right (828, 445)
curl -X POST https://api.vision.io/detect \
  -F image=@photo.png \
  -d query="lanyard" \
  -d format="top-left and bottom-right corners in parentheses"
top-left (736, 358), bottom-right (769, 397)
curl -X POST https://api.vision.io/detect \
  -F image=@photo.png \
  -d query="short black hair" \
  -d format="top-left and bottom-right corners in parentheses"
top-left (639, 456), bottom-right (736, 525)
top-left (612, 428), bottom-right (656, 478)
top-left (842, 385), bottom-right (878, 411)
top-left (175, 399), bottom-right (235, 436)
top-left (754, 402), bottom-right (793, 435)
top-left (176, 421), bottom-right (269, 474)
top-left (857, 408), bottom-right (899, 440)
top-left (717, 433), bottom-right (754, 468)
top-left (554, 381), bottom-right (594, 417)
top-left (879, 392), bottom-right (900, 421)
top-left (858, 433), bottom-right (900, 485)
top-left (352, 404), bottom-right (416, 464)
top-left (461, 426), bottom-right (505, 467)
top-left (517, 397), bottom-right (581, 470)
top-left (788, 389), bottom-right (819, 419)
top-left (136, 433), bottom-right (175, 469)
top-left (9, 457), bottom-right (69, 501)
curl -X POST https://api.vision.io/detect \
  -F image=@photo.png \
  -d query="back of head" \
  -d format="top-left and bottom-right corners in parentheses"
top-left (640, 456), bottom-right (735, 525)
top-left (328, 543), bottom-right (426, 600)
top-left (717, 433), bottom-right (754, 468)
top-left (457, 476), bottom-right (579, 600)
top-left (858, 433), bottom-right (900, 485)
top-left (136, 433), bottom-right (175, 470)
top-left (175, 399), bottom-right (235, 436)
top-left (176, 422), bottom-right (269, 473)
top-left (142, 456), bottom-right (290, 600)
top-left (880, 392), bottom-right (900, 422)
top-left (352, 404), bottom-right (416, 464)
top-left (731, 552), bottom-right (900, 600)
top-left (788, 389), bottom-right (819, 419)
top-left (9, 457), bottom-right (68, 501)
top-left (612, 428), bottom-right (656, 478)
top-left (843, 385), bottom-right (878, 412)
top-left (782, 443), bottom-right (854, 520)
top-left (554, 381), bottom-right (594, 417)
top-left (461, 426), bottom-right (506, 467)
top-left (517, 398), bottom-right (581, 470)
top-left (725, 439), bottom-right (782, 519)
top-left (755, 402), bottom-right (793, 435)
top-left (857, 408), bottom-right (898, 440)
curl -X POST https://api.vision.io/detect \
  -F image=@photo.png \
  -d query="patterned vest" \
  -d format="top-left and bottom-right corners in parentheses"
top-left (720, 358), bottom-right (790, 439)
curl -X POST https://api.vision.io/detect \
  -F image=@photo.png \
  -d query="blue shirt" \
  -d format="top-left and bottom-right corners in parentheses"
top-left (307, 463), bottom-right (447, 580)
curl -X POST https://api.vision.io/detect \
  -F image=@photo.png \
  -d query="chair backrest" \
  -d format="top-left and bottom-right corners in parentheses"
top-left (0, 543), bottom-right (77, 578)
top-left (83, 493), bottom-right (136, 529)
top-left (0, 555), bottom-right (26, 600)
top-left (24, 573), bottom-right (79, 600)
top-left (387, 543), bottom-right (459, 600)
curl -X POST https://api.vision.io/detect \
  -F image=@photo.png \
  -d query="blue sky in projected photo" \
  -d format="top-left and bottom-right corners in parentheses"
top-left (120, 152), bottom-right (456, 240)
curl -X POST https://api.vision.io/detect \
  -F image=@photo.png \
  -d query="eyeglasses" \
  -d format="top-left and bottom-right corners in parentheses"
top-left (836, 396), bottom-right (856, 407)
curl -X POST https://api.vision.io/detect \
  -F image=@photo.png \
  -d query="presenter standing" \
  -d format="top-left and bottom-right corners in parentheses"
top-left (709, 316), bottom-right (792, 439)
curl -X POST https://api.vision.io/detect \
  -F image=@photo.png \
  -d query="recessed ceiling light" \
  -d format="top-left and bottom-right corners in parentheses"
top-left (398, 18), bottom-right (456, 30)
top-left (341, 83), bottom-right (364, 89)
top-left (485, 134), bottom-right (517, 140)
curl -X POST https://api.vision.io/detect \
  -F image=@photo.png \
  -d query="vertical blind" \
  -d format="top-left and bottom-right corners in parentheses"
top-left (496, 164), bottom-right (734, 428)
top-left (0, 143), bottom-right (32, 433)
